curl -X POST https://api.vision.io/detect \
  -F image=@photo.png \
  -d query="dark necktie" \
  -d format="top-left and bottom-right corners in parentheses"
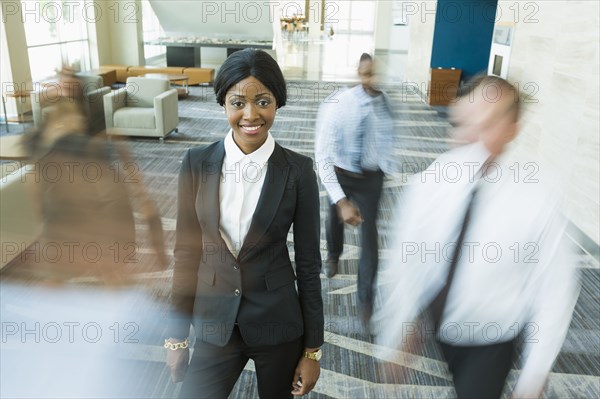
top-left (429, 185), bottom-right (480, 330)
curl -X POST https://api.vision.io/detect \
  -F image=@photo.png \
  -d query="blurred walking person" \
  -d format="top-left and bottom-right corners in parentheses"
top-left (373, 75), bottom-right (579, 398)
top-left (315, 53), bottom-right (398, 325)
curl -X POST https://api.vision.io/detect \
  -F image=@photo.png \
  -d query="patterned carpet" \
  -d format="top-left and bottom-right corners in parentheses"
top-left (1, 82), bottom-right (599, 398)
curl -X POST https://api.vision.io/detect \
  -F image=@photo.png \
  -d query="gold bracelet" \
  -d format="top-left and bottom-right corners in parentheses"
top-left (164, 338), bottom-right (189, 350)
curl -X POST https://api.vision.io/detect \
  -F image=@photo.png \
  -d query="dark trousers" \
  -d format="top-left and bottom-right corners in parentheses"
top-left (179, 326), bottom-right (303, 399)
top-left (439, 340), bottom-right (515, 399)
top-left (326, 169), bottom-right (384, 310)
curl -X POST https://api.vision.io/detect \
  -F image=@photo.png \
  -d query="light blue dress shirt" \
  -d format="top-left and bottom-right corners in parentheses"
top-left (315, 85), bottom-right (397, 204)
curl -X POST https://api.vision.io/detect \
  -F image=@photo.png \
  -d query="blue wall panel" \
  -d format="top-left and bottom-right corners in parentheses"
top-left (431, 0), bottom-right (498, 80)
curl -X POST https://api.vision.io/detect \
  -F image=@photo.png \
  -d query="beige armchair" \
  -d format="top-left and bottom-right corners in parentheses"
top-left (103, 77), bottom-right (178, 139)
top-left (30, 73), bottom-right (110, 133)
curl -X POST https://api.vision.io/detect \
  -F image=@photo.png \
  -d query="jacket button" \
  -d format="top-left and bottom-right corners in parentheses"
top-left (233, 264), bottom-right (240, 270)
top-left (234, 289), bottom-right (241, 296)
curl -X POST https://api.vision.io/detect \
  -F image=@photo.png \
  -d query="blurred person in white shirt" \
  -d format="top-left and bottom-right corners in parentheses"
top-left (373, 75), bottom-right (580, 398)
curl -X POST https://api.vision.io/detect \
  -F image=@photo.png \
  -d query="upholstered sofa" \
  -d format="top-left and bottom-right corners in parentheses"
top-left (101, 65), bottom-right (214, 85)
top-left (101, 65), bottom-right (130, 84)
top-left (126, 66), bottom-right (185, 77)
top-left (103, 77), bottom-right (179, 138)
top-left (182, 67), bottom-right (214, 85)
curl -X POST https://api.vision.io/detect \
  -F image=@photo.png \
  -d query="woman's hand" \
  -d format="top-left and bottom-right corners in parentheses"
top-left (291, 353), bottom-right (321, 396)
top-left (165, 340), bottom-right (190, 383)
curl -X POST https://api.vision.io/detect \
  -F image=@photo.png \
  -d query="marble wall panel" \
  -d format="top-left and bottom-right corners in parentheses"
top-left (496, 0), bottom-right (599, 244)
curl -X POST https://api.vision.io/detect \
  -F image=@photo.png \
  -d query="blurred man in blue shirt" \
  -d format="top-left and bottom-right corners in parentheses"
top-left (315, 53), bottom-right (398, 325)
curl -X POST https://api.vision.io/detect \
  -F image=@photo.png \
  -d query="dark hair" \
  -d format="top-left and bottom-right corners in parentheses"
top-left (214, 49), bottom-right (287, 108)
top-left (458, 74), bottom-right (521, 121)
top-left (359, 53), bottom-right (372, 64)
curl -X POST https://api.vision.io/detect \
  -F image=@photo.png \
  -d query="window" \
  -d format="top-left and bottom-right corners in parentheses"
top-left (329, 1), bottom-right (375, 34)
top-left (23, 0), bottom-right (91, 81)
top-left (142, 0), bottom-right (165, 63)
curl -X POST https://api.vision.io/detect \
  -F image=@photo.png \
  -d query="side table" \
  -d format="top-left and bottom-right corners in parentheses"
top-left (2, 90), bottom-right (34, 132)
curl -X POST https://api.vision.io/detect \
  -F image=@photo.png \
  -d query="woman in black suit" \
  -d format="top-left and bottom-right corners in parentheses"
top-left (165, 49), bottom-right (324, 398)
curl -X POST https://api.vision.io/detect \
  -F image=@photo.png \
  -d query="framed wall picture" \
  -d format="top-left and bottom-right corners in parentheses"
top-left (488, 22), bottom-right (515, 79)
top-left (493, 25), bottom-right (513, 46)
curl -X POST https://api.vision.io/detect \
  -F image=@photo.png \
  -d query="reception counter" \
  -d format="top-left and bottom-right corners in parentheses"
top-left (144, 37), bottom-right (273, 67)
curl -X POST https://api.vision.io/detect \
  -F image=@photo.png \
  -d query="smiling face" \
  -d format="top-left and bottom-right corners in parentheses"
top-left (224, 76), bottom-right (277, 154)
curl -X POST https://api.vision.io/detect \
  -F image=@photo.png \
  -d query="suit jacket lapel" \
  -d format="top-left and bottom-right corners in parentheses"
top-left (200, 141), bottom-right (227, 243)
top-left (238, 144), bottom-right (289, 261)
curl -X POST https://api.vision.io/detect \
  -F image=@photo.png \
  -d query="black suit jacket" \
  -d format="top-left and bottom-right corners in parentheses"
top-left (168, 140), bottom-right (324, 348)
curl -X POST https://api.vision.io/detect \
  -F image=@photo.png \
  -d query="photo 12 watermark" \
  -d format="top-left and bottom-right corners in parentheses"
top-left (2, 321), bottom-right (140, 344)
top-left (395, 1), bottom-right (540, 25)
top-left (0, 160), bottom-right (141, 185)
top-left (400, 241), bottom-right (540, 264)
top-left (401, 161), bottom-right (540, 184)
top-left (1, 241), bottom-right (139, 265)
top-left (400, 321), bottom-right (540, 344)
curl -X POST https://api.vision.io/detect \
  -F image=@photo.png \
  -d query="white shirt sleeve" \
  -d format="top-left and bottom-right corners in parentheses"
top-left (315, 101), bottom-right (346, 204)
top-left (373, 175), bottom-right (446, 352)
top-left (513, 211), bottom-right (580, 397)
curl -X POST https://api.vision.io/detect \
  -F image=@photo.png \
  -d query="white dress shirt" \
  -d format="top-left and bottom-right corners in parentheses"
top-left (219, 130), bottom-right (275, 256)
top-left (374, 141), bottom-right (579, 397)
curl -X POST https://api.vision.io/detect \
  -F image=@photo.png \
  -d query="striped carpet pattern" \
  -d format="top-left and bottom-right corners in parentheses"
top-left (1, 82), bottom-right (599, 398)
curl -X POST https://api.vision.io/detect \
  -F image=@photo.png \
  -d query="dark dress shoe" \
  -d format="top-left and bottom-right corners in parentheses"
top-left (358, 304), bottom-right (373, 330)
top-left (323, 259), bottom-right (338, 278)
